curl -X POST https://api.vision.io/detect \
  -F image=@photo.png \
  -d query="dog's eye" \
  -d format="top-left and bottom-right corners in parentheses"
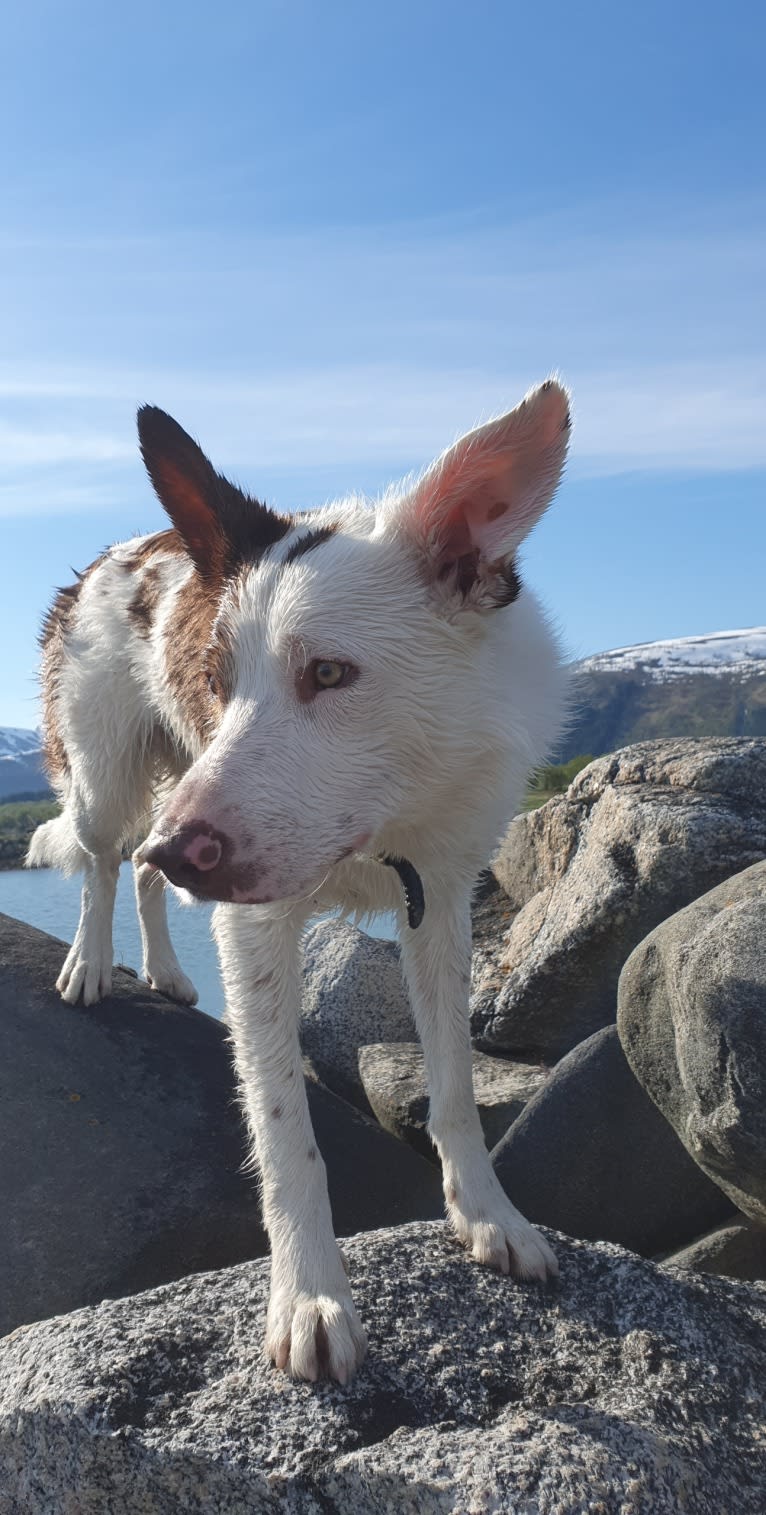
top-left (312, 659), bottom-right (348, 690)
top-left (207, 673), bottom-right (219, 698)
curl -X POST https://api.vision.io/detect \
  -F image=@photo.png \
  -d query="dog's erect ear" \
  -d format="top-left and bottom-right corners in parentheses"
top-left (137, 406), bottom-right (290, 579)
top-left (395, 380), bottom-right (570, 606)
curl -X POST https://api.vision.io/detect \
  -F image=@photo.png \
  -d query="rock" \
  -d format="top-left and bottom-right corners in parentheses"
top-left (618, 860), bottom-right (766, 1225)
top-left (1, 1221), bottom-right (764, 1514)
top-left (0, 914), bottom-right (442, 1337)
top-left (301, 918), bottom-right (414, 1108)
top-left (491, 1026), bottom-right (732, 1255)
top-left (472, 738), bottom-right (766, 1058)
top-left (358, 1041), bottom-right (548, 1157)
top-left (662, 1216), bottom-right (766, 1282)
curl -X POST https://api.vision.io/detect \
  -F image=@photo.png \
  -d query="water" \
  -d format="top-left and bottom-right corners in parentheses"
top-left (0, 863), bottom-right (397, 1018)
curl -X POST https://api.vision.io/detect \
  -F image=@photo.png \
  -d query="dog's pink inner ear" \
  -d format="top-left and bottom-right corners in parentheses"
top-left (152, 457), bottom-right (221, 568)
top-left (406, 380), bottom-right (571, 576)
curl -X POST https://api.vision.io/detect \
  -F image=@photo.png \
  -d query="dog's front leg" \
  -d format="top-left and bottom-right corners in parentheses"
top-left (399, 889), bottom-right (558, 1282)
top-left (213, 903), bottom-right (367, 1384)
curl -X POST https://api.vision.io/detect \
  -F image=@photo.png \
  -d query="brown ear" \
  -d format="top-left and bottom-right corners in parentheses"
top-left (137, 406), bottom-right (290, 578)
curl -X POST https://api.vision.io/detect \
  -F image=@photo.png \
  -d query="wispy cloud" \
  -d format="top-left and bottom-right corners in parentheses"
top-left (0, 201), bottom-right (764, 514)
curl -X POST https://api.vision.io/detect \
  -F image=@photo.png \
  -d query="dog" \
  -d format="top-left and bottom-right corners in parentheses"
top-left (29, 378), bottom-right (570, 1383)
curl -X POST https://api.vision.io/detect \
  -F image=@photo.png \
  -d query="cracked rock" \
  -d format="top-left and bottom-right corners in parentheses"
top-left (473, 739), bottom-right (766, 1059)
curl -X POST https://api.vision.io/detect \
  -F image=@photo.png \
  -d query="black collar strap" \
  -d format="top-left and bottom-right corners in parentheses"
top-left (379, 855), bottom-right (425, 929)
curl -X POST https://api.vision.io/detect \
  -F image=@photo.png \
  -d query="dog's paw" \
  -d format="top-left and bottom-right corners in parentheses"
top-left (266, 1287), bottom-right (367, 1385)
top-left (448, 1190), bottom-right (558, 1282)
top-left (143, 959), bottom-right (198, 1006)
top-left (57, 944), bottom-right (113, 1005)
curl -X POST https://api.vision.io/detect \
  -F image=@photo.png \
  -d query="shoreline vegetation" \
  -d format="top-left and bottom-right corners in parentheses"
top-left (0, 756), bottom-right (594, 872)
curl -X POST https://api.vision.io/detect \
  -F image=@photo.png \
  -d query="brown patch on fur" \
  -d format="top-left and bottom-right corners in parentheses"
top-left (163, 569), bottom-right (235, 743)
top-left (127, 562), bottom-right (164, 639)
top-left (39, 559), bottom-right (102, 783)
top-left (125, 528), bottom-right (187, 567)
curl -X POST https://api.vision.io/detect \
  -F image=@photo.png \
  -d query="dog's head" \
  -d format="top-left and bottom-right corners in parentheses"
top-left (137, 381), bottom-right (570, 904)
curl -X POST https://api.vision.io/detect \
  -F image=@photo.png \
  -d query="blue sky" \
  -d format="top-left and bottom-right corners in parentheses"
top-left (2, 0), bottom-right (764, 729)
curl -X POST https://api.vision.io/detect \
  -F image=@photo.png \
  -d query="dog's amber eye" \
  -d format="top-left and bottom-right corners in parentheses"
top-left (313, 659), bottom-right (346, 690)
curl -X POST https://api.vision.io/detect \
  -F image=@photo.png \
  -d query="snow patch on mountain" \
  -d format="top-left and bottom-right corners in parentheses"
top-left (0, 728), bottom-right (42, 761)
top-left (579, 628), bottom-right (766, 680)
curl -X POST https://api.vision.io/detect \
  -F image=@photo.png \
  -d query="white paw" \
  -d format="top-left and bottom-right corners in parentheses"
top-left (57, 944), bottom-right (113, 1006)
top-left (266, 1285), bottom-right (367, 1385)
top-left (144, 958), bottom-right (198, 1006)
top-left (448, 1186), bottom-right (558, 1282)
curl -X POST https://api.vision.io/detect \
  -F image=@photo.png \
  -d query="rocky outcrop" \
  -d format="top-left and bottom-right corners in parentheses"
top-left (473, 739), bottom-right (766, 1058)
top-left (618, 860), bottom-right (766, 1224)
top-left (662, 1216), bottom-right (766, 1282)
top-left (491, 1026), bottom-right (732, 1256)
top-left (358, 1041), bottom-right (547, 1157)
top-left (300, 918), bottom-right (414, 1109)
top-left (1, 1221), bottom-right (764, 1514)
top-left (0, 914), bottom-right (442, 1337)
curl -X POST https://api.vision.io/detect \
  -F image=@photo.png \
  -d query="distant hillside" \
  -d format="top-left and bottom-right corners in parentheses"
top-left (0, 728), bottom-right (49, 801)
top-left (559, 628), bottom-right (766, 762)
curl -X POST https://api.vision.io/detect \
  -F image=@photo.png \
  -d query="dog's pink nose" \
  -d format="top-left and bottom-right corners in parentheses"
top-left (182, 832), bottom-right (222, 871)
top-left (144, 821), bottom-right (233, 897)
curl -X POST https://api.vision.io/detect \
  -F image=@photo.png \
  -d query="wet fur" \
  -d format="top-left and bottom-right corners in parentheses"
top-left (29, 379), bottom-right (571, 1383)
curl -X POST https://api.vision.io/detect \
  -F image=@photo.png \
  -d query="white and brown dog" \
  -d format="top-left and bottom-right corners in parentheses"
top-left (29, 379), bottom-right (570, 1383)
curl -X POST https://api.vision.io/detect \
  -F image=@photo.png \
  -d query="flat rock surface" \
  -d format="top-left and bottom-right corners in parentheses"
top-left (618, 860), bottom-right (766, 1224)
top-left (0, 914), bottom-right (442, 1337)
top-left (492, 1026), bottom-right (732, 1256)
top-left (1, 1222), bottom-right (764, 1514)
top-left (358, 1040), bottom-right (547, 1157)
top-left (474, 739), bottom-right (766, 1058)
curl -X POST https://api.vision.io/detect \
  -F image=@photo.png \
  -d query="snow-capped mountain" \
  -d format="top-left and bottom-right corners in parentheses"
top-left (579, 628), bottom-right (766, 681)
top-left (559, 627), bottom-right (766, 762)
top-left (0, 728), bottom-right (48, 800)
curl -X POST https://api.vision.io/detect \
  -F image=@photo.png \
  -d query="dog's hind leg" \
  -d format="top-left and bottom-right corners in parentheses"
top-left (53, 731), bottom-right (157, 1007)
top-left (399, 884), bottom-right (559, 1283)
top-left (133, 858), bottom-right (198, 1005)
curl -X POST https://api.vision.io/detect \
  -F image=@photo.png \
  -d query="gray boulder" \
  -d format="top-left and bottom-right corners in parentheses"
top-left (301, 918), bottom-right (414, 1108)
top-left (618, 860), bottom-right (766, 1224)
top-left (1, 1221), bottom-right (764, 1514)
top-left (0, 914), bottom-right (442, 1337)
top-left (662, 1216), bottom-right (766, 1282)
top-left (473, 738), bottom-right (766, 1058)
top-left (359, 1040), bottom-right (547, 1157)
top-left (492, 1026), bottom-right (732, 1255)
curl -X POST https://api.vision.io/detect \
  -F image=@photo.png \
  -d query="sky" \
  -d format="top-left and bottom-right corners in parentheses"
top-left (2, 0), bottom-right (764, 729)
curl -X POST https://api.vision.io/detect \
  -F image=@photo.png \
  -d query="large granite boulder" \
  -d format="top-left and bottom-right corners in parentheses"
top-left (491, 1026), bottom-right (732, 1255)
top-left (0, 915), bottom-right (442, 1337)
top-left (358, 1041), bottom-right (547, 1157)
top-left (473, 739), bottom-right (766, 1058)
top-left (301, 918), bottom-right (414, 1109)
top-left (1, 1221), bottom-right (764, 1513)
top-left (618, 860), bottom-right (766, 1224)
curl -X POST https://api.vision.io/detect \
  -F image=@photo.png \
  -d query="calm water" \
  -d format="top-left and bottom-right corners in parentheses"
top-left (0, 863), bottom-right (396, 1018)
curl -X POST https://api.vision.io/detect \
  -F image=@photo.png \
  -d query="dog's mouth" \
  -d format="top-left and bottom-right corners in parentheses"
top-left (137, 830), bottom-right (425, 925)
